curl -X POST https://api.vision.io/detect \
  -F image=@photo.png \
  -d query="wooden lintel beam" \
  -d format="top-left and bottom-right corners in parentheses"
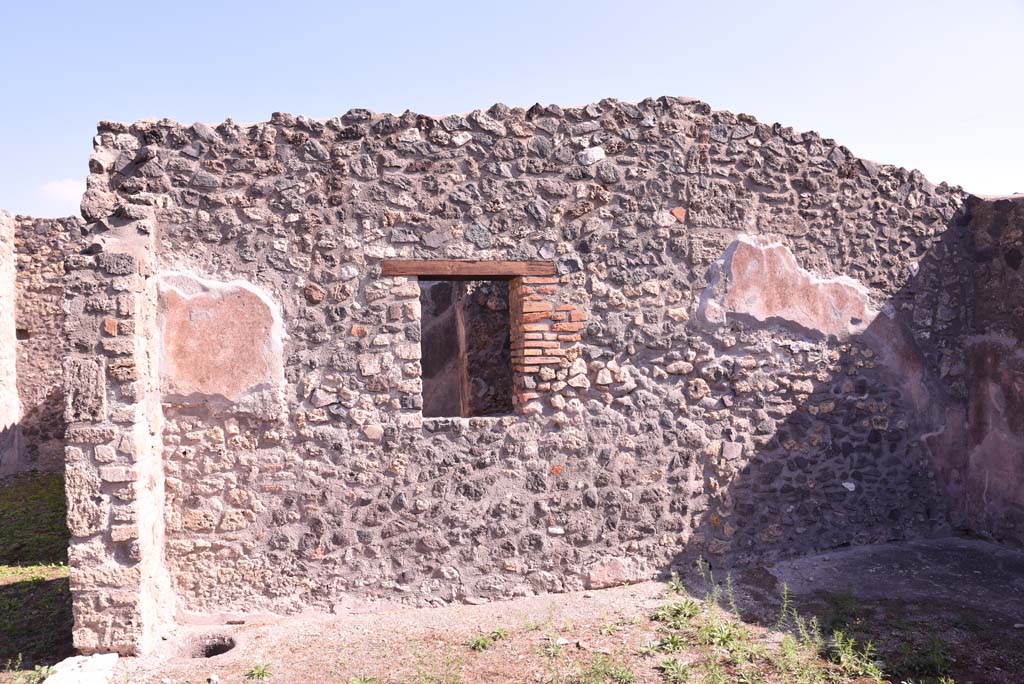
top-left (381, 259), bottom-right (556, 280)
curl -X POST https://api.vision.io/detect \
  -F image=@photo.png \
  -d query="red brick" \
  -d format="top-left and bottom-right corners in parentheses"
top-left (513, 341), bottom-right (560, 349)
top-left (522, 301), bottom-right (553, 313)
top-left (671, 207), bottom-right (687, 223)
top-left (522, 311), bottom-right (552, 323)
top-left (552, 321), bottom-right (586, 332)
top-left (514, 348), bottom-right (563, 360)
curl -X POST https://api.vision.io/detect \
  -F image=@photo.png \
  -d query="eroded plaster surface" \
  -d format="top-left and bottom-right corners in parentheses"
top-left (704, 236), bottom-right (877, 338)
top-left (158, 273), bottom-right (285, 420)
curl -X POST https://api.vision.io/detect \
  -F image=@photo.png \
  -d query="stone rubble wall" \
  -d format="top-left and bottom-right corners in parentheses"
top-left (0, 213), bottom-right (87, 475)
top-left (12, 215), bottom-right (86, 474)
top-left (964, 195), bottom-right (1024, 544)
top-left (0, 213), bottom-right (18, 471)
top-left (68, 95), bottom-right (982, 653)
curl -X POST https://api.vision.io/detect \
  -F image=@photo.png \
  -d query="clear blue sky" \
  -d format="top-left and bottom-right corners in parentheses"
top-left (1, 0), bottom-right (1021, 218)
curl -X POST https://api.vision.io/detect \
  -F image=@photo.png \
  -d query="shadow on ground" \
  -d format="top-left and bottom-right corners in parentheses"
top-left (0, 473), bottom-right (73, 670)
top-left (684, 536), bottom-right (1024, 684)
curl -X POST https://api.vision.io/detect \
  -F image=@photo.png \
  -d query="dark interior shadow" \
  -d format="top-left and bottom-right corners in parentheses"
top-left (676, 211), bottom-right (971, 566)
top-left (655, 199), bottom-right (1024, 682)
top-left (16, 388), bottom-right (67, 474)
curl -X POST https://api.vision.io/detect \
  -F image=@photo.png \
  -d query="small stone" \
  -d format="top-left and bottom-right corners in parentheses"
top-left (842, 482), bottom-right (856, 491)
top-left (451, 132), bottom-right (472, 146)
top-left (577, 147), bottom-right (605, 166)
top-left (358, 354), bottom-right (381, 376)
top-left (547, 526), bottom-right (565, 536)
top-left (309, 388), bottom-right (337, 408)
top-left (303, 283), bottom-right (326, 304)
top-left (687, 378), bottom-right (710, 400)
top-left (671, 207), bottom-right (687, 223)
top-left (363, 424), bottom-right (384, 441)
top-left (595, 369), bottom-right (613, 385)
top-left (666, 307), bottom-right (689, 322)
top-left (397, 128), bottom-right (421, 143)
top-left (721, 442), bottom-right (744, 461)
top-left (568, 374), bottom-right (590, 389)
top-left (653, 210), bottom-right (676, 227)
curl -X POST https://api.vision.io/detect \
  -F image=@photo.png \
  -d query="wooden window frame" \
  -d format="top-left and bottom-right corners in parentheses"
top-left (382, 259), bottom-right (555, 281)
top-left (383, 259), bottom-right (575, 417)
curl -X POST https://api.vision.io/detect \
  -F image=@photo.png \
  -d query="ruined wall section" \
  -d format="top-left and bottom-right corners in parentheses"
top-left (13, 215), bottom-right (86, 473)
top-left (79, 98), bottom-right (968, 621)
top-left (0, 213), bottom-right (87, 475)
top-left (0, 213), bottom-right (19, 472)
top-left (63, 159), bottom-right (174, 654)
top-left (964, 195), bottom-right (1024, 544)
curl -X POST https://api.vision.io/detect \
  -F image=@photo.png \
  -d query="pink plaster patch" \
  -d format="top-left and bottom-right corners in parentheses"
top-left (720, 237), bottom-right (877, 338)
top-left (158, 273), bottom-right (285, 418)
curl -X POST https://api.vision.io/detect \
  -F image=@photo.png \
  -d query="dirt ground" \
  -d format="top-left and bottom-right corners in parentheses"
top-left (740, 537), bottom-right (1024, 684)
top-left (110, 537), bottom-right (1024, 684)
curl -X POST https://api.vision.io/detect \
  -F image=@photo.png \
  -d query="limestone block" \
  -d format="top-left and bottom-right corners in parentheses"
top-left (65, 459), bottom-right (106, 537)
top-left (64, 357), bottom-right (107, 422)
top-left (158, 273), bottom-right (286, 420)
top-left (43, 653), bottom-right (118, 684)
